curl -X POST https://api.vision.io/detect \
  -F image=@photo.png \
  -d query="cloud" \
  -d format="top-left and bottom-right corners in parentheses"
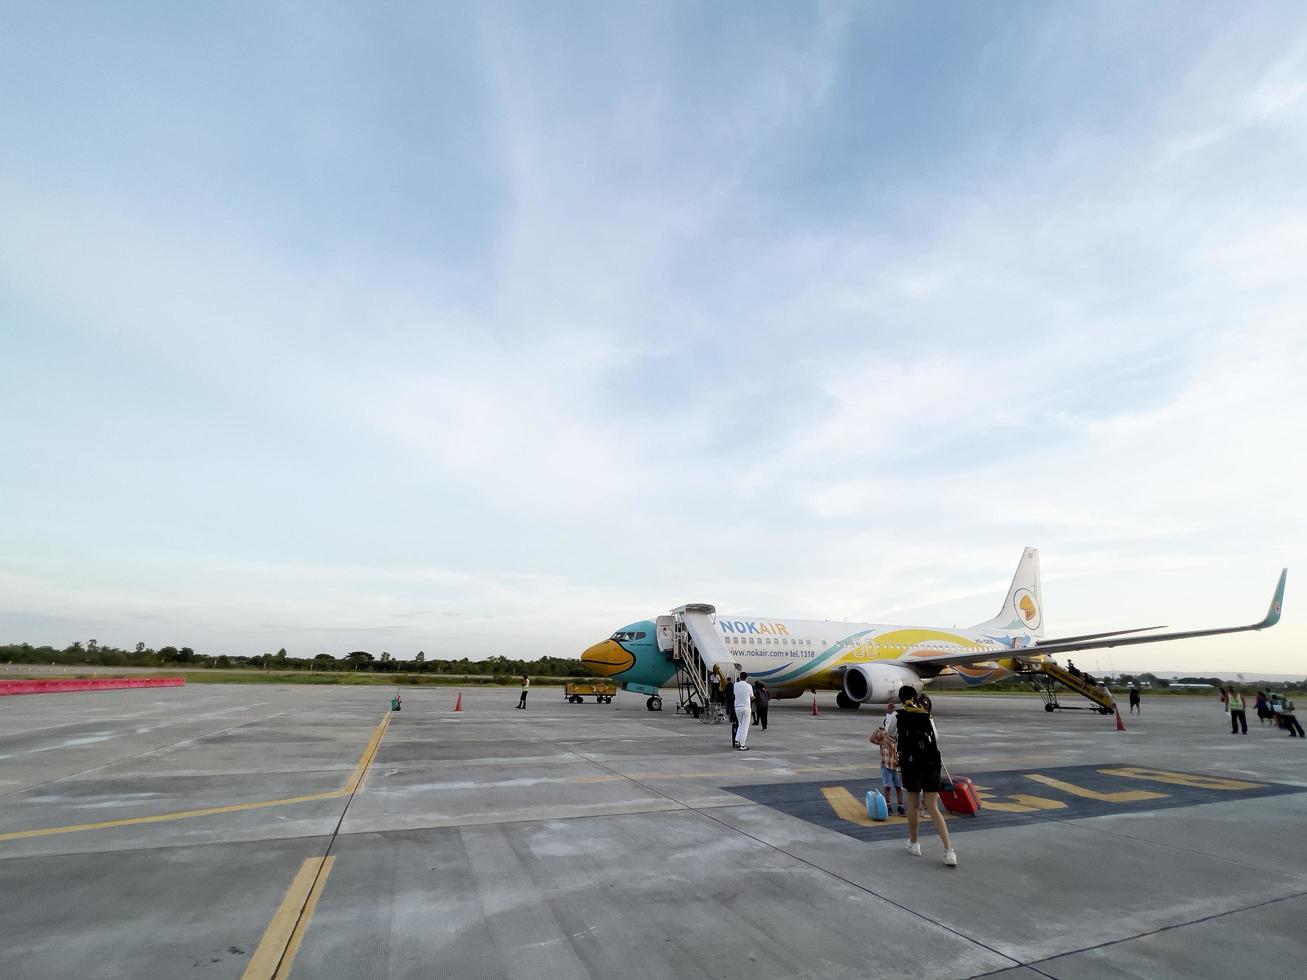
top-left (2, 3), bottom-right (1306, 672)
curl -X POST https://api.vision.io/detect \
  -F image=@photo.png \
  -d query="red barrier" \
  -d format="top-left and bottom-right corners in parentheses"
top-left (0, 677), bottom-right (186, 696)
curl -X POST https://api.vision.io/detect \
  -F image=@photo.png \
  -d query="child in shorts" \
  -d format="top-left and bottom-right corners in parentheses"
top-left (870, 722), bottom-right (906, 816)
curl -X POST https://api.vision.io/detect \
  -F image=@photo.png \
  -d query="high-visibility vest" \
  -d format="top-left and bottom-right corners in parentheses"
top-left (1228, 692), bottom-right (1244, 710)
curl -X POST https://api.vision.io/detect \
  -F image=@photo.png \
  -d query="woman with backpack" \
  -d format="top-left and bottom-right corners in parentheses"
top-left (886, 685), bottom-right (957, 868)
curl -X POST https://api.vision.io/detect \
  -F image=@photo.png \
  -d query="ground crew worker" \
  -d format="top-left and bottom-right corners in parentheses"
top-left (733, 671), bottom-right (755, 750)
top-left (1227, 687), bottom-right (1247, 734)
top-left (1129, 684), bottom-right (1141, 715)
top-left (517, 674), bottom-right (530, 710)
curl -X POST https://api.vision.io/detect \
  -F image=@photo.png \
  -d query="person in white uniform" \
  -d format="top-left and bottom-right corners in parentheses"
top-left (733, 672), bottom-right (755, 750)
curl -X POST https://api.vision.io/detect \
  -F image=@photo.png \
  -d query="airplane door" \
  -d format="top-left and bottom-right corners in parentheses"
top-left (656, 616), bottom-right (674, 653)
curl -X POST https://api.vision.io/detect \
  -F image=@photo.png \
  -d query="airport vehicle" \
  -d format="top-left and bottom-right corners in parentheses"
top-left (563, 681), bottom-right (617, 704)
top-left (580, 549), bottom-right (1287, 712)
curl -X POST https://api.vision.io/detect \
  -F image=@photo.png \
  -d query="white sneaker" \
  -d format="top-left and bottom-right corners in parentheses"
top-left (944, 848), bottom-right (958, 867)
top-left (906, 840), bottom-right (922, 857)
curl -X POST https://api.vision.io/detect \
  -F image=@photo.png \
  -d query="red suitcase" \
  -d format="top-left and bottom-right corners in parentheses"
top-left (939, 774), bottom-right (980, 816)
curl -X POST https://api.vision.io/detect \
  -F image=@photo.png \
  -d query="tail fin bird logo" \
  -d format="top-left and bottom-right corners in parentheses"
top-left (1013, 588), bottom-right (1041, 630)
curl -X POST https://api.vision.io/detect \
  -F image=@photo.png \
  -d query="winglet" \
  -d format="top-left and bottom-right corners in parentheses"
top-left (1258, 569), bottom-right (1287, 629)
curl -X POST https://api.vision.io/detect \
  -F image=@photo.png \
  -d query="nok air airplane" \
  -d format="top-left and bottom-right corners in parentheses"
top-left (581, 549), bottom-right (1287, 711)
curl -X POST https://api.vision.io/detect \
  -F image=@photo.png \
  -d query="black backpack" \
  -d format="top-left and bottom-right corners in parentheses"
top-left (895, 708), bottom-right (940, 767)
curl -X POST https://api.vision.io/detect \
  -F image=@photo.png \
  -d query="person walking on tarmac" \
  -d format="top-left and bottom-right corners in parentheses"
top-left (753, 680), bottom-right (770, 731)
top-left (887, 685), bottom-right (957, 867)
top-left (1227, 686), bottom-right (1247, 734)
top-left (517, 674), bottom-right (530, 710)
top-left (733, 672), bottom-right (755, 750)
top-left (720, 670), bottom-right (739, 739)
top-left (1256, 691), bottom-right (1272, 725)
top-left (1129, 684), bottom-right (1142, 715)
top-left (1280, 695), bottom-right (1304, 737)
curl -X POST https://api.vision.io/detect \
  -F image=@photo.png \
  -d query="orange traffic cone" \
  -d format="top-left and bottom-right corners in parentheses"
top-left (1115, 708), bottom-right (1126, 731)
top-left (454, 692), bottom-right (463, 712)
top-left (811, 695), bottom-right (819, 716)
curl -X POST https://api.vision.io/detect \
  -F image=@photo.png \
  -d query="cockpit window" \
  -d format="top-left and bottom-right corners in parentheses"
top-left (610, 630), bottom-right (647, 642)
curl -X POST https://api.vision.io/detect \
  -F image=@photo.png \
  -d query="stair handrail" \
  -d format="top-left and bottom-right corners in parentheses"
top-left (672, 617), bottom-right (713, 708)
top-left (1036, 659), bottom-right (1117, 708)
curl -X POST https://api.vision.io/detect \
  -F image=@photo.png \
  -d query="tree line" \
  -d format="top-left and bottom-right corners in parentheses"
top-left (1, 641), bottom-right (593, 677)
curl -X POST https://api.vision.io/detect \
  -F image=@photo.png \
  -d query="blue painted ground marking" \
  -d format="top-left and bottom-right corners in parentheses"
top-left (725, 764), bottom-right (1304, 841)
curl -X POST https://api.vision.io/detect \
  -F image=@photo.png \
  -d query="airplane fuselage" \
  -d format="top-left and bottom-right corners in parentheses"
top-left (582, 615), bottom-right (1029, 698)
top-left (580, 549), bottom-right (1286, 709)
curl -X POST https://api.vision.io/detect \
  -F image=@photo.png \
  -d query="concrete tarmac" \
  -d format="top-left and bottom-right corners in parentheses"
top-left (1, 685), bottom-right (1304, 979)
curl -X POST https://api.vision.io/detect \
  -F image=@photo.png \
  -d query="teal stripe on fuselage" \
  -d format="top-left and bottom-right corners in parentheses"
top-left (746, 628), bottom-right (877, 686)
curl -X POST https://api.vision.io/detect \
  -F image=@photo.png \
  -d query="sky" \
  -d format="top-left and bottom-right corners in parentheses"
top-left (2, 2), bottom-right (1306, 674)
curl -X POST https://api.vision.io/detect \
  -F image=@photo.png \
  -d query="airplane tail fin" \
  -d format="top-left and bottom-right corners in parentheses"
top-left (973, 547), bottom-right (1044, 638)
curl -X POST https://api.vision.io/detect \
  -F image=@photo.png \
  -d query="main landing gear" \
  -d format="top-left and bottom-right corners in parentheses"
top-left (646, 695), bottom-right (663, 712)
top-left (835, 691), bottom-right (861, 710)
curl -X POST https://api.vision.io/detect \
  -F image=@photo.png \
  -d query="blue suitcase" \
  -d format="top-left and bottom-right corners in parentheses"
top-left (866, 788), bottom-right (889, 821)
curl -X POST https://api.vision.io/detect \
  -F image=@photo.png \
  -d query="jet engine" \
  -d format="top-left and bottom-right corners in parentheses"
top-left (842, 663), bottom-right (922, 704)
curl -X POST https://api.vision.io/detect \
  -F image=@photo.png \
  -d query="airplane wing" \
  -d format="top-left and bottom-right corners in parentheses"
top-left (1039, 625), bottom-right (1166, 644)
top-left (904, 569), bottom-right (1286, 671)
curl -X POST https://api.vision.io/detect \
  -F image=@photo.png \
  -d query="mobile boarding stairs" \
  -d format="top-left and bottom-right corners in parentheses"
top-left (657, 604), bottom-right (739, 724)
top-left (1016, 658), bottom-right (1118, 714)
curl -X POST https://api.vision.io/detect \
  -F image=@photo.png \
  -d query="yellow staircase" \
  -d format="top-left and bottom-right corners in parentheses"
top-left (1020, 659), bottom-right (1117, 714)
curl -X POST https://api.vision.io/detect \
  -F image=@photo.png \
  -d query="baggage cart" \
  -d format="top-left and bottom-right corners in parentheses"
top-left (564, 681), bottom-right (618, 704)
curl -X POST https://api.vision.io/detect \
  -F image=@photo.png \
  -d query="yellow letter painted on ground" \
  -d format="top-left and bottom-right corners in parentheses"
top-left (821, 786), bottom-right (873, 827)
top-left (971, 784), bottom-right (1067, 813)
top-left (1025, 773), bottom-right (1167, 803)
top-left (1097, 767), bottom-right (1264, 790)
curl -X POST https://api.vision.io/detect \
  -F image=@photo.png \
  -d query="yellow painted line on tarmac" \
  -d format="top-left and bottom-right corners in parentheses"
top-left (274, 855), bottom-right (335, 979)
top-left (340, 712), bottom-right (391, 794)
top-left (0, 789), bottom-right (348, 843)
top-left (241, 856), bottom-right (336, 980)
top-left (0, 713), bottom-right (391, 844)
top-left (578, 763), bottom-right (879, 783)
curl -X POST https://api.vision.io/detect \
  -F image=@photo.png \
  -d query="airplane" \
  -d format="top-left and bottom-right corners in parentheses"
top-left (580, 548), bottom-right (1287, 711)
